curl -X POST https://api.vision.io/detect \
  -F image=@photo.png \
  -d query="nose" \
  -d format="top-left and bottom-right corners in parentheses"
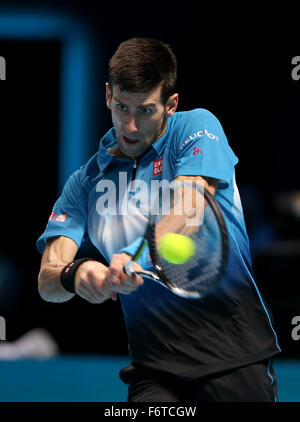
top-left (124, 113), bottom-right (139, 134)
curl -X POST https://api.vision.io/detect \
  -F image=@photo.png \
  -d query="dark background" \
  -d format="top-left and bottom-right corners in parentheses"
top-left (0, 1), bottom-right (300, 358)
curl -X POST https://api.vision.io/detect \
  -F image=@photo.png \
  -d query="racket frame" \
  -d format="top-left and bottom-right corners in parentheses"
top-left (124, 186), bottom-right (229, 299)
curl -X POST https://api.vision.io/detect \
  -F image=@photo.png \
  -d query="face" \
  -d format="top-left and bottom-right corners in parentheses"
top-left (106, 83), bottom-right (178, 159)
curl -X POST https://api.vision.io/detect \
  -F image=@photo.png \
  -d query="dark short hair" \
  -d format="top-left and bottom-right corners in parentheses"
top-left (109, 38), bottom-right (177, 104)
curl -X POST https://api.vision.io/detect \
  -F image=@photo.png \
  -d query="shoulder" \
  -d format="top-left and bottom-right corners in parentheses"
top-left (79, 152), bottom-right (100, 181)
top-left (71, 128), bottom-right (116, 192)
top-left (167, 108), bottom-right (225, 151)
top-left (76, 128), bottom-right (116, 190)
top-left (169, 108), bottom-right (223, 138)
top-left (172, 108), bottom-right (220, 125)
top-left (65, 152), bottom-right (100, 196)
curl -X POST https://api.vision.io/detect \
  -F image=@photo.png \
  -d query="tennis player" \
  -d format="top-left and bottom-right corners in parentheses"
top-left (37, 38), bottom-right (280, 402)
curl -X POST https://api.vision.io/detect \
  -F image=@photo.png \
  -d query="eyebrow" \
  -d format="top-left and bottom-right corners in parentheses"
top-left (114, 97), bottom-right (156, 108)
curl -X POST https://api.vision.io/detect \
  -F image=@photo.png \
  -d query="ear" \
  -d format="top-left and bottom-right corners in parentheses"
top-left (106, 82), bottom-right (112, 109)
top-left (166, 93), bottom-right (179, 117)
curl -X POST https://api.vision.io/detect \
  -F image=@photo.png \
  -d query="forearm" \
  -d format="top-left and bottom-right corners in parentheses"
top-left (38, 236), bottom-right (77, 303)
top-left (156, 176), bottom-right (216, 241)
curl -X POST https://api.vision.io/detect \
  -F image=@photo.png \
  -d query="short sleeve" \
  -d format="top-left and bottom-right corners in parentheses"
top-left (174, 109), bottom-right (238, 188)
top-left (36, 169), bottom-right (88, 254)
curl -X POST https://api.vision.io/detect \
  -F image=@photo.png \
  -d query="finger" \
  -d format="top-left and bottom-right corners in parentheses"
top-left (86, 271), bottom-right (121, 300)
top-left (109, 253), bottom-right (133, 279)
top-left (123, 259), bottom-right (144, 274)
top-left (105, 264), bottom-right (143, 294)
top-left (110, 259), bottom-right (142, 280)
top-left (120, 263), bottom-right (143, 283)
top-left (106, 267), bottom-right (121, 285)
top-left (110, 252), bottom-right (132, 267)
top-left (78, 283), bottom-right (115, 303)
top-left (108, 282), bottom-right (140, 294)
top-left (106, 273), bottom-right (142, 293)
top-left (77, 278), bottom-right (107, 302)
top-left (84, 268), bottom-right (113, 295)
top-left (120, 272), bottom-right (144, 286)
top-left (106, 267), bottom-right (138, 289)
top-left (77, 286), bottom-right (103, 303)
top-left (77, 288), bottom-right (105, 304)
top-left (105, 270), bottom-right (125, 294)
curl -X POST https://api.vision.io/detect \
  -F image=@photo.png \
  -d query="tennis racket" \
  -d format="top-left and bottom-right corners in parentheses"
top-left (124, 180), bottom-right (229, 299)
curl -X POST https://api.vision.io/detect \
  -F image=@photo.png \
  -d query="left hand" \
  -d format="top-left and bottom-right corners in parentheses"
top-left (106, 253), bottom-right (144, 295)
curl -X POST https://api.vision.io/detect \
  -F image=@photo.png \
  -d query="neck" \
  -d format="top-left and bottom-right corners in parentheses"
top-left (110, 146), bottom-right (137, 161)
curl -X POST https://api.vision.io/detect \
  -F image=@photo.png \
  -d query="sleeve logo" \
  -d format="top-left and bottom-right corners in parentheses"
top-left (49, 212), bottom-right (56, 221)
top-left (193, 147), bottom-right (203, 156)
top-left (153, 158), bottom-right (163, 175)
top-left (180, 129), bottom-right (219, 150)
top-left (54, 213), bottom-right (67, 222)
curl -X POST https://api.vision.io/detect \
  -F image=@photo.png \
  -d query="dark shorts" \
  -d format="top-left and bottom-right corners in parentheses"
top-left (119, 359), bottom-right (278, 402)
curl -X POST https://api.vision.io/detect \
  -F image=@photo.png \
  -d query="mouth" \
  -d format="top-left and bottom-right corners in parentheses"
top-left (123, 136), bottom-right (140, 145)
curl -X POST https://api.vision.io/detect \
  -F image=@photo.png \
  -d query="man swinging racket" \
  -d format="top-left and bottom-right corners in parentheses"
top-left (37, 37), bottom-right (280, 402)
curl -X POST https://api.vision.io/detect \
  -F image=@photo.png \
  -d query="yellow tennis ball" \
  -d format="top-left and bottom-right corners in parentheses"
top-left (158, 233), bottom-right (196, 264)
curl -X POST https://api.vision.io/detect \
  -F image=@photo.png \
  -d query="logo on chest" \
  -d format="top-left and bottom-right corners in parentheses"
top-left (153, 158), bottom-right (163, 176)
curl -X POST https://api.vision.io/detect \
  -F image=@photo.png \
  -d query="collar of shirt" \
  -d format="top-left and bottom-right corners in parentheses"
top-left (97, 120), bottom-right (172, 172)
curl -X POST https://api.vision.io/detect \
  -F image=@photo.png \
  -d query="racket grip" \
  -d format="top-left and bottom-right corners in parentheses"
top-left (124, 260), bottom-right (137, 277)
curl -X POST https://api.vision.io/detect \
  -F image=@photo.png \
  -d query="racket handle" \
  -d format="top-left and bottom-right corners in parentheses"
top-left (124, 261), bottom-right (161, 281)
top-left (123, 239), bottom-right (149, 276)
top-left (124, 260), bottom-right (136, 276)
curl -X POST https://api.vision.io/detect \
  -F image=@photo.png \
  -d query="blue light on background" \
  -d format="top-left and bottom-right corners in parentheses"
top-left (0, 10), bottom-right (102, 192)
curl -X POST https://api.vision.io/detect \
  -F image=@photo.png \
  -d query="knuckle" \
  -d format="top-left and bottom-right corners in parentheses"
top-left (110, 254), bottom-right (119, 265)
top-left (89, 295), bottom-right (102, 304)
top-left (86, 268), bottom-right (96, 278)
top-left (79, 278), bottom-right (89, 288)
top-left (95, 288), bottom-right (106, 297)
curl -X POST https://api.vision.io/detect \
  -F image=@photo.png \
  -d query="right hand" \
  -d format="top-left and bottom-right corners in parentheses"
top-left (74, 260), bottom-right (117, 304)
top-left (106, 253), bottom-right (144, 295)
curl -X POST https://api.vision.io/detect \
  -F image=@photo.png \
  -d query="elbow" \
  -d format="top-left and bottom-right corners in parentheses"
top-left (38, 270), bottom-right (51, 302)
top-left (37, 268), bottom-right (74, 303)
top-left (38, 269), bottom-right (59, 303)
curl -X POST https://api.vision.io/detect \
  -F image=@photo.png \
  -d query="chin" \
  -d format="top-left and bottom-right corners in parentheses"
top-left (120, 141), bottom-right (142, 156)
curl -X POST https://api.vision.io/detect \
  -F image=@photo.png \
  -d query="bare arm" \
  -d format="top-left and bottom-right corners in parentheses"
top-left (38, 236), bottom-right (79, 303)
top-left (38, 236), bottom-right (143, 303)
top-left (155, 175), bottom-right (219, 240)
top-left (175, 175), bottom-right (219, 196)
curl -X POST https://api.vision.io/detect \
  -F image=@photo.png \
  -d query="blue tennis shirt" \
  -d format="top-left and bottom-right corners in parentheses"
top-left (37, 109), bottom-right (280, 378)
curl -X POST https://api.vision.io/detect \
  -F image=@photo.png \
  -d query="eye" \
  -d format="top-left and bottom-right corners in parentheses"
top-left (141, 107), bottom-right (153, 116)
top-left (116, 103), bottom-right (128, 112)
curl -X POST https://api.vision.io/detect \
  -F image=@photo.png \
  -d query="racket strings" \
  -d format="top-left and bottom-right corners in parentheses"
top-left (153, 203), bottom-right (224, 295)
